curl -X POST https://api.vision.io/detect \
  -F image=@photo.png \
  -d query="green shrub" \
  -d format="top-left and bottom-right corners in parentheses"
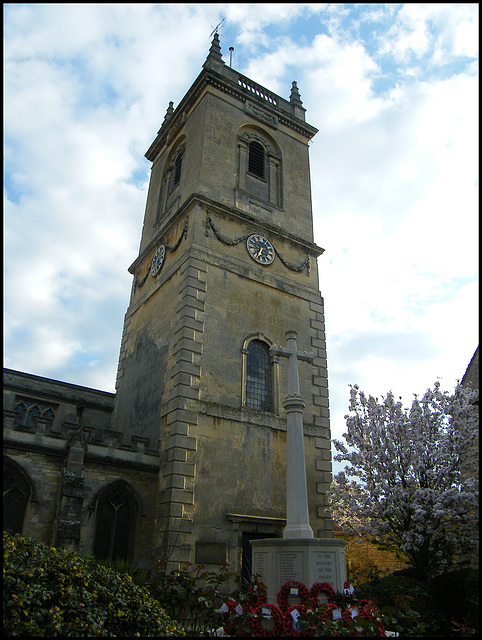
top-left (354, 567), bottom-right (479, 636)
top-left (96, 556), bottom-right (150, 587)
top-left (3, 530), bottom-right (185, 637)
top-left (147, 558), bottom-right (235, 636)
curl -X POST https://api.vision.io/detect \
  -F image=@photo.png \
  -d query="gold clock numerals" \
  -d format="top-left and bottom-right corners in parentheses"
top-left (150, 245), bottom-right (166, 276)
top-left (246, 234), bottom-right (275, 265)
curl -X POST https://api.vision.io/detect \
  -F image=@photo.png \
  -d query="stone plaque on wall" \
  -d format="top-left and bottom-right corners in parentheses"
top-left (195, 542), bottom-right (227, 564)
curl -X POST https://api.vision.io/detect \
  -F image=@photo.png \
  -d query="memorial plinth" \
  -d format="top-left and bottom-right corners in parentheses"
top-left (250, 537), bottom-right (347, 604)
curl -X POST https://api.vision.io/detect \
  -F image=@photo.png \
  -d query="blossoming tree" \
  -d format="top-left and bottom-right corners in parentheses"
top-left (328, 381), bottom-right (479, 579)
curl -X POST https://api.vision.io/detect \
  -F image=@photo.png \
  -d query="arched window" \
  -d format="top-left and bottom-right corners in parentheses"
top-left (14, 399), bottom-right (56, 428)
top-left (245, 339), bottom-right (274, 412)
top-left (3, 459), bottom-right (32, 534)
top-left (93, 483), bottom-right (137, 561)
top-left (248, 141), bottom-right (265, 180)
top-left (156, 139), bottom-right (186, 223)
top-left (237, 128), bottom-right (282, 209)
top-left (172, 150), bottom-right (183, 189)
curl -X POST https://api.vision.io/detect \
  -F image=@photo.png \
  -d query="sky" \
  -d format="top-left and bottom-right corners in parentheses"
top-left (4, 3), bottom-right (479, 471)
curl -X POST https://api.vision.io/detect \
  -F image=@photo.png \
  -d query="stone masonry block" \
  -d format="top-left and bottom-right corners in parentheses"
top-left (176, 296), bottom-right (205, 313)
top-left (176, 305), bottom-right (198, 320)
top-left (180, 258), bottom-right (208, 274)
top-left (180, 266), bottom-right (205, 280)
top-left (309, 301), bottom-right (324, 314)
top-left (312, 357), bottom-right (327, 367)
top-left (310, 319), bottom-right (325, 331)
top-left (165, 434), bottom-right (197, 451)
top-left (315, 437), bottom-right (331, 449)
top-left (313, 376), bottom-right (328, 387)
top-left (172, 338), bottom-right (203, 356)
top-left (179, 276), bottom-right (207, 293)
top-left (175, 317), bottom-right (204, 333)
top-left (166, 409), bottom-right (198, 425)
top-left (313, 395), bottom-right (329, 408)
top-left (171, 372), bottom-right (193, 387)
top-left (170, 361), bottom-right (201, 378)
top-left (174, 326), bottom-right (195, 341)
top-left (166, 448), bottom-right (187, 463)
top-left (169, 384), bottom-right (200, 401)
top-left (165, 474), bottom-right (186, 490)
top-left (162, 461), bottom-right (195, 477)
top-left (311, 338), bottom-right (326, 349)
top-left (168, 423), bottom-right (189, 437)
top-left (316, 459), bottom-right (332, 472)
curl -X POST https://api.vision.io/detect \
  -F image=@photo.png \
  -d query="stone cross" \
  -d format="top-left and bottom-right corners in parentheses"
top-left (270, 330), bottom-right (315, 539)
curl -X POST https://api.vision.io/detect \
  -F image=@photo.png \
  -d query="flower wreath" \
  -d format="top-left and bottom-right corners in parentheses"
top-left (246, 582), bottom-right (268, 608)
top-left (249, 603), bottom-right (285, 637)
top-left (309, 581), bottom-right (336, 607)
top-left (320, 601), bottom-right (338, 622)
top-left (356, 599), bottom-right (385, 634)
top-left (277, 580), bottom-right (310, 611)
top-left (221, 599), bottom-right (251, 636)
top-left (282, 604), bottom-right (316, 637)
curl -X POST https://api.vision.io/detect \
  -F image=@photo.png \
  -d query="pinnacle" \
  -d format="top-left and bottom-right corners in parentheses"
top-left (203, 32), bottom-right (225, 71)
top-left (290, 81), bottom-right (303, 106)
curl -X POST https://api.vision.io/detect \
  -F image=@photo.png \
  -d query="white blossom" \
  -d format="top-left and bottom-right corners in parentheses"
top-left (328, 381), bottom-right (479, 578)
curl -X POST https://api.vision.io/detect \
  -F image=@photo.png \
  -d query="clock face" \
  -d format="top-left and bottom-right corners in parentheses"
top-left (246, 234), bottom-right (275, 265)
top-left (150, 245), bottom-right (166, 276)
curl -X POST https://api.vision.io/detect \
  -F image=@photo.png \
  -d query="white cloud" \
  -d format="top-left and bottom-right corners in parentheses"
top-left (378, 3), bottom-right (479, 67)
top-left (4, 4), bottom-right (478, 455)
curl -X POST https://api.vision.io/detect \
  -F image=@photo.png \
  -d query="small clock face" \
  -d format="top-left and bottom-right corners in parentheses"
top-left (150, 245), bottom-right (166, 276)
top-left (246, 234), bottom-right (275, 265)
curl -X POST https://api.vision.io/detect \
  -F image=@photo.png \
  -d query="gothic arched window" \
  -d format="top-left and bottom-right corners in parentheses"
top-left (245, 339), bottom-right (274, 412)
top-left (93, 484), bottom-right (137, 561)
top-left (3, 459), bottom-right (32, 534)
top-left (14, 399), bottom-right (56, 428)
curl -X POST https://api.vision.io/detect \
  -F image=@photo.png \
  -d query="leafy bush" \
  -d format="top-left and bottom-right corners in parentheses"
top-left (96, 556), bottom-right (150, 587)
top-left (354, 567), bottom-right (479, 636)
top-left (146, 558), bottom-right (235, 635)
top-left (3, 530), bottom-right (185, 637)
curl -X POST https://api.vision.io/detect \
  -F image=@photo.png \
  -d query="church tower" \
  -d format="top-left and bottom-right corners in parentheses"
top-left (113, 34), bottom-right (333, 576)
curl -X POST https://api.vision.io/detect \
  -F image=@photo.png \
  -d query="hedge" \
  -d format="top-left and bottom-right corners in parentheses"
top-left (3, 530), bottom-right (185, 637)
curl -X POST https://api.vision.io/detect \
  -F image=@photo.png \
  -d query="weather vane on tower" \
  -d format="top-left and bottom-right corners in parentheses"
top-left (209, 17), bottom-right (225, 38)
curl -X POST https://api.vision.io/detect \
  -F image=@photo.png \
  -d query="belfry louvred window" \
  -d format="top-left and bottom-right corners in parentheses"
top-left (248, 141), bottom-right (265, 179)
top-left (173, 152), bottom-right (183, 187)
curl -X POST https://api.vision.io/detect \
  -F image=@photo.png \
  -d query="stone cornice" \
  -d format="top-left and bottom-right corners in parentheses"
top-left (129, 192), bottom-right (324, 276)
top-left (145, 68), bottom-right (318, 163)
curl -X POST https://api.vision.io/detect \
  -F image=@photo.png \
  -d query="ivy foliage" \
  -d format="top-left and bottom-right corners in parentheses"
top-left (3, 531), bottom-right (185, 637)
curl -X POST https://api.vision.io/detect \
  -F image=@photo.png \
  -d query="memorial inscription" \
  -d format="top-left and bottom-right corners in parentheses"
top-left (278, 551), bottom-right (303, 585)
top-left (253, 552), bottom-right (267, 581)
top-left (311, 551), bottom-right (335, 583)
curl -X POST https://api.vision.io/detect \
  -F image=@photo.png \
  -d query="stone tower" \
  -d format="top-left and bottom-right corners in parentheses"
top-left (112, 34), bottom-right (333, 577)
